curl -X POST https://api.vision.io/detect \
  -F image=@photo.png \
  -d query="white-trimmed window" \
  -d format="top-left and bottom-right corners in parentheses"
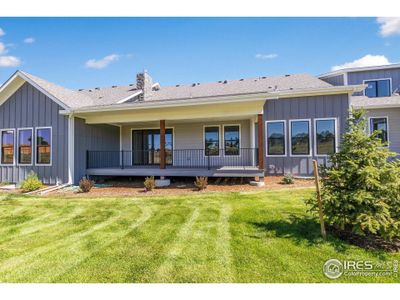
top-left (17, 128), bottom-right (33, 165)
top-left (36, 127), bottom-right (52, 165)
top-left (266, 121), bottom-right (286, 156)
top-left (223, 125), bottom-right (240, 156)
top-left (369, 117), bottom-right (389, 144)
top-left (314, 118), bottom-right (337, 156)
top-left (364, 79), bottom-right (391, 98)
top-left (290, 120), bottom-right (311, 156)
top-left (1, 129), bottom-right (15, 165)
top-left (204, 126), bottom-right (220, 156)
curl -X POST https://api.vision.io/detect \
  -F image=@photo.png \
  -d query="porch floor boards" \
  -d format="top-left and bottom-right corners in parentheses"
top-left (86, 166), bottom-right (263, 178)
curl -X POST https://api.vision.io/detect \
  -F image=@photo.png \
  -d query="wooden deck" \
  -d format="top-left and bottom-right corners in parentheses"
top-left (86, 166), bottom-right (264, 178)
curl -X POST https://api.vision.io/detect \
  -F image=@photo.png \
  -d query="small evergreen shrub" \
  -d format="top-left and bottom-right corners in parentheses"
top-left (282, 174), bottom-right (295, 184)
top-left (20, 171), bottom-right (43, 192)
top-left (306, 108), bottom-right (400, 240)
top-left (194, 176), bottom-right (208, 191)
top-left (144, 176), bottom-right (155, 192)
top-left (79, 177), bottom-right (94, 193)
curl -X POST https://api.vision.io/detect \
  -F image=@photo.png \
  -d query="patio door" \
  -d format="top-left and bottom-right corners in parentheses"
top-left (131, 129), bottom-right (173, 165)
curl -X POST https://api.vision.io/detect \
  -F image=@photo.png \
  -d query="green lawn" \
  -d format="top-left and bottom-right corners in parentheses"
top-left (0, 189), bottom-right (399, 283)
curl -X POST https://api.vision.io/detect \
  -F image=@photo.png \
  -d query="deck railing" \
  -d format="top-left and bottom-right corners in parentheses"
top-left (86, 148), bottom-right (258, 170)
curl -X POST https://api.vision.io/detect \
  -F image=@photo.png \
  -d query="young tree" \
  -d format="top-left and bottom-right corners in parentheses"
top-left (309, 108), bottom-right (400, 239)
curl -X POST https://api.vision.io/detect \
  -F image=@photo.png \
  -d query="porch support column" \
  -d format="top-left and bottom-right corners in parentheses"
top-left (250, 118), bottom-right (255, 166)
top-left (160, 120), bottom-right (166, 169)
top-left (257, 113), bottom-right (264, 171)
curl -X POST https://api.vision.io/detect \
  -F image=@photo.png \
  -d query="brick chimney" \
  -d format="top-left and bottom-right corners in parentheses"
top-left (136, 70), bottom-right (153, 100)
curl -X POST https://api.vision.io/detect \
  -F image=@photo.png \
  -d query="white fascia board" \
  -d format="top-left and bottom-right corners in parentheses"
top-left (116, 90), bottom-right (143, 104)
top-left (319, 63), bottom-right (400, 78)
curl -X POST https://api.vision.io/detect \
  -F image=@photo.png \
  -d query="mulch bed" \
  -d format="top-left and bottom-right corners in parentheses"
top-left (329, 225), bottom-right (400, 253)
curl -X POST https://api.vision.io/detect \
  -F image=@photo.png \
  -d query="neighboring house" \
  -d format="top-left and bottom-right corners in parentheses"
top-left (1, 66), bottom-right (382, 185)
top-left (319, 63), bottom-right (400, 156)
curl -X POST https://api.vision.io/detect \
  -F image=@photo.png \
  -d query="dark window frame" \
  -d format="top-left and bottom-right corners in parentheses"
top-left (364, 79), bottom-right (391, 98)
top-left (204, 126), bottom-right (220, 156)
top-left (290, 119), bottom-right (311, 156)
top-left (314, 118), bottom-right (337, 156)
top-left (223, 125), bottom-right (240, 156)
top-left (17, 128), bottom-right (33, 165)
top-left (266, 121), bottom-right (286, 156)
top-left (369, 117), bottom-right (389, 144)
top-left (1, 129), bottom-right (15, 165)
top-left (36, 127), bottom-right (52, 166)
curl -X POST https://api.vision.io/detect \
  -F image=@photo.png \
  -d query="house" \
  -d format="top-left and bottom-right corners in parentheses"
top-left (2, 63), bottom-right (396, 186)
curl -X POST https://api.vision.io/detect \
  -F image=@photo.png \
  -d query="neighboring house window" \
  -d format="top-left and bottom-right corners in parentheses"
top-left (36, 127), bottom-right (52, 165)
top-left (364, 79), bottom-right (391, 97)
top-left (290, 120), bottom-right (310, 155)
top-left (1, 129), bottom-right (15, 165)
top-left (18, 128), bottom-right (33, 165)
top-left (315, 119), bottom-right (336, 155)
top-left (224, 125), bottom-right (240, 156)
top-left (370, 117), bottom-right (388, 143)
top-left (204, 126), bottom-right (220, 156)
top-left (266, 121), bottom-right (286, 156)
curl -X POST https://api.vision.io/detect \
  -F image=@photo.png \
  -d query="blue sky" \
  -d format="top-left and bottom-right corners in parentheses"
top-left (0, 17), bottom-right (399, 89)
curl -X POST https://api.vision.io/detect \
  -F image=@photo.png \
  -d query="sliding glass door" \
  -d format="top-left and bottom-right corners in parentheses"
top-left (132, 129), bottom-right (173, 165)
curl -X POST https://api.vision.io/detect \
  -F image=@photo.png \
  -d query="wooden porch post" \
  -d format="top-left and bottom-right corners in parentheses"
top-left (257, 113), bottom-right (264, 171)
top-left (160, 120), bottom-right (166, 169)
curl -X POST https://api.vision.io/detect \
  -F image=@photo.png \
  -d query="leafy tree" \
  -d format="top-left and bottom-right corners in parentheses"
top-left (307, 108), bottom-right (400, 239)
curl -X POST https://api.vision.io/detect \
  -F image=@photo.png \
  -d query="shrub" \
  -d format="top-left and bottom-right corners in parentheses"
top-left (20, 171), bottom-right (43, 192)
top-left (194, 176), bottom-right (208, 191)
top-left (306, 108), bottom-right (400, 240)
top-left (79, 177), bottom-right (94, 193)
top-left (282, 174), bottom-right (295, 184)
top-left (144, 176), bottom-right (155, 192)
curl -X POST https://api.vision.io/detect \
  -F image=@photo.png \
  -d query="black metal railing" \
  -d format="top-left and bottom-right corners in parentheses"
top-left (86, 148), bottom-right (258, 170)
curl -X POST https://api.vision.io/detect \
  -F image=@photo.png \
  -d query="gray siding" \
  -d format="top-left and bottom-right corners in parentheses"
top-left (0, 82), bottom-right (68, 184)
top-left (74, 117), bottom-right (120, 184)
top-left (348, 68), bottom-right (400, 96)
top-left (264, 94), bottom-right (349, 176)
top-left (320, 74), bottom-right (344, 86)
top-left (365, 108), bottom-right (400, 155)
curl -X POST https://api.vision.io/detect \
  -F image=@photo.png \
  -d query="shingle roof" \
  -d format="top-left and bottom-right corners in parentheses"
top-left (351, 95), bottom-right (400, 108)
top-left (78, 84), bottom-right (140, 106)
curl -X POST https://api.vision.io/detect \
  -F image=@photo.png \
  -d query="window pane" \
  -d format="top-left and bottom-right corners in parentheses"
top-left (224, 125), bottom-right (240, 155)
top-left (267, 122), bottom-right (285, 155)
top-left (18, 129), bottom-right (32, 164)
top-left (1, 130), bottom-right (14, 164)
top-left (316, 120), bottom-right (336, 155)
top-left (365, 81), bottom-right (377, 98)
top-left (377, 80), bottom-right (391, 97)
top-left (205, 127), bottom-right (219, 156)
top-left (37, 128), bottom-right (51, 164)
top-left (370, 118), bottom-right (388, 143)
top-left (291, 121), bottom-right (310, 155)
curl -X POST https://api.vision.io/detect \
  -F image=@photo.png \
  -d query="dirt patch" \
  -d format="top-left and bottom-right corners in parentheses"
top-left (45, 176), bottom-right (315, 198)
top-left (329, 226), bottom-right (400, 253)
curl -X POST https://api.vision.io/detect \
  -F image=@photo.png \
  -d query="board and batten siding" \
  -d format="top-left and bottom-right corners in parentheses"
top-left (263, 94), bottom-right (349, 176)
top-left (364, 108), bottom-right (400, 156)
top-left (348, 68), bottom-right (400, 96)
top-left (0, 82), bottom-right (68, 184)
top-left (74, 117), bottom-right (120, 184)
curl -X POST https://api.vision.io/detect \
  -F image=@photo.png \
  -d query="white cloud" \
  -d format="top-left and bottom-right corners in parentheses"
top-left (255, 53), bottom-right (278, 60)
top-left (24, 37), bottom-right (35, 44)
top-left (331, 55), bottom-right (391, 71)
top-left (0, 42), bottom-right (7, 55)
top-left (85, 54), bottom-right (120, 69)
top-left (377, 17), bottom-right (400, 37)
top-left (0, 28), bottom-right (5, 37)
top-left (0, 56), bottom-right (21, 67)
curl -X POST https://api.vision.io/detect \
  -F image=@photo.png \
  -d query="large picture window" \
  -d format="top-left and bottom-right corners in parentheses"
top-left (370, 117), bottom-right (388, 144)
top-left (36, 127), bottom-right (52, 165)
top-left (290, 120), bottom-right (310, 156)
top-left (364, 79), bottom-right (391, 98)
top-left (1, 129), bottom-right (15, 165)
top-left (18, 128), bottom-right (33, 165)
top-left (315, 119), bottom-right (336, 155)
top-left (223, 125), bottom-right (240, 156)
top-left (266, 121), bottom-right (286, 156)
top-left (204, 126), bottom-right (220, 156)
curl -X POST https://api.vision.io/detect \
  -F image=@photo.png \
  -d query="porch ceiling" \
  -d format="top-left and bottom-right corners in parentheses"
top-left (74, 99), bottom-right (265, 124)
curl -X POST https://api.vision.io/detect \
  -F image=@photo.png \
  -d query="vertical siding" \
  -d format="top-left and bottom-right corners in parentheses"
top-left (348, 68), bottom-right (400, 96)
top-left (264, 94), bottom-right (349, 176)
top-left (0, 82), bottom-right (68, 184)
top-left (74, 117), bottom-right (120, 183)
top-left (320, 74), bottom-right (344, 86)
